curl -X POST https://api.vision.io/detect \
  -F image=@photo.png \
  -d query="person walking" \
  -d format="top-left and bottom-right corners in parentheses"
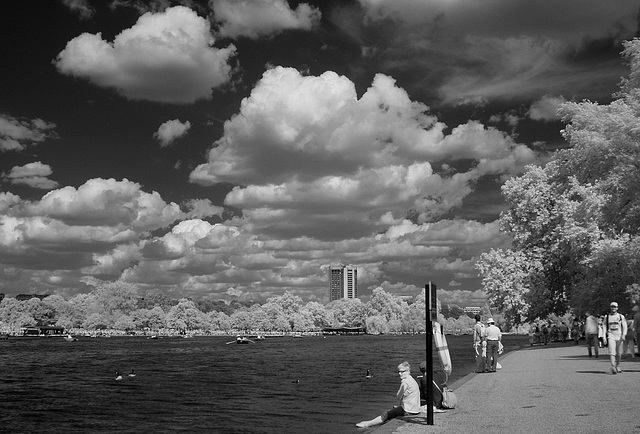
top-left (571, 319), bottom-right (581, 345)
top-left (473, 314), bottom-right (486, 373)
top-left (542, 323), bottom-right (549, 345)
top-left (634, 305), bottom-right (640, 357)
top-left (356, 361), bottom-right (421, 428)
top-left (584, 310), bottom-right (599, 358)
top-left (623, 318), bottom-right (635, 358)
top-left (603, 301), bottom-right (627, 374)
top-left (598, 316), bottom-right (605, 348)
top-left (484, 318), bottom-right (501, 372)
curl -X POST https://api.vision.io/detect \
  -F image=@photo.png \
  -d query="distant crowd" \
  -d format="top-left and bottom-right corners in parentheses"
top-left (529, 307), bottom-right (638, 358)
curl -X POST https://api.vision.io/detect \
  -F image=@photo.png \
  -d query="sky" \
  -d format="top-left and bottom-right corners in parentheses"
top-left (1, 0), bottom-right (639, 306)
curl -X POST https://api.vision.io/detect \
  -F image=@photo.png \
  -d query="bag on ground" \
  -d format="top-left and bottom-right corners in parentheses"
top-left (441, 386), bottom-right (457, 409)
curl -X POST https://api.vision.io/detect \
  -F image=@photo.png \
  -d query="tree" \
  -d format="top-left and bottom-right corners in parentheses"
top-left (367, 287), bottom-right (408, 322)
top-left (230, 309), bottom-right (255, 332)
top-left (165, 298), bottom-right (209, 331)
top-left (365, 315), bottom-right (389, 335)
top-left (141, 289), bottom-right (173, 311)
top-left (93, 281), bottom-right (139, 326)
top-left (208, 310), bottom-right (231, 331)
top-left (133, 307), bottom-right (166, 330)
top-left (329, 298), bottom-right (367, 327)
top-left (301, 301), bottom-right (334, 329)
top-left (477, 248), bottom-right (542, 325)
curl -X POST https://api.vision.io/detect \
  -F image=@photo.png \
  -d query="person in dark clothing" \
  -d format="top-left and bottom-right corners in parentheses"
top-left (417, 361), bottom-right (443, 410)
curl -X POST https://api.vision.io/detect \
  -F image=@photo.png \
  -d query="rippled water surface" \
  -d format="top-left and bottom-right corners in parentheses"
top-left (1, 334), bottom-right (527, 433)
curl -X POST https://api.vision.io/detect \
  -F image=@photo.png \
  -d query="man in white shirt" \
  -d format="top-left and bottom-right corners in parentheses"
top-left (484, 318), bottom-right (502, 372)
top-left (603, 301), bottom-right (627, 374)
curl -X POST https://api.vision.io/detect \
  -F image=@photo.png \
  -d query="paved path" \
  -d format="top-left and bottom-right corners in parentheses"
top-left (370, 343), bottom-right (640, 434)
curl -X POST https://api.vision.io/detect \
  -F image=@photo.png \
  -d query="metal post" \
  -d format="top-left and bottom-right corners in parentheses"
top-left (425, 281), bottom-right (436, 425)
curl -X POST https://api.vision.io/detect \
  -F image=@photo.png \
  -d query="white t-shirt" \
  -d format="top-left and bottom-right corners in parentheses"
top-left (605, 313), bottom-right (626, 341)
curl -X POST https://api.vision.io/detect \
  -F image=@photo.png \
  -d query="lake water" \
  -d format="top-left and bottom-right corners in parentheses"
top-left (0, 334), bottom-right (528, 433)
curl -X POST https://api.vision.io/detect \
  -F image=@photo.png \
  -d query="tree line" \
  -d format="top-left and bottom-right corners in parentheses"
top-left (0, 283), bottom-right (484, 335)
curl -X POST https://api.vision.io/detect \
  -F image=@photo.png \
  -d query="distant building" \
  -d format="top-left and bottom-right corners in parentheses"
top-left (463, 306), bottom-right (482, 315)
top-left (329, 265), bottom-right (358, 301)
top-left (15, 293), bottom-right (49, 301)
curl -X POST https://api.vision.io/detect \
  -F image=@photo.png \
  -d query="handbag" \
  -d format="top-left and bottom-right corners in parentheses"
top-left (441, 386), bottom-right (457, 409)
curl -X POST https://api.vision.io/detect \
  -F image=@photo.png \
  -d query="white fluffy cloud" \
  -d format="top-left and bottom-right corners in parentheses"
top-left (0, 178), bottom-right (223, 280)
top-left (212, 0), bottom-right (321, 39)
top-left (528, 95), bottom-right (568, 121)
top-left (113, 217), bottom-right (504, 301)
top-left (3, 161), bottom-right (58, 189)
top-left (54, 6), bottom-right (237, 103)
top-left (190, 67), bottom-right (540, 239)
top-left (0, 113), bottom-right (57, 152)
top-left (154, 119), bottom-right (191, 147)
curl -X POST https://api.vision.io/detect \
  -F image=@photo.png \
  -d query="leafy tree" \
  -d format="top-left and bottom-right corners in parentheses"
top-left (367, 287), bottom-right (408, 321)
top-left (477, 248), bottom-right (542, 324)
top-left (140, 289), bottom-right (172, 311)
top-left (208, 310), bottom-right (231, 331)
top-left (94, 281), bottom-right (139, 324)
top-left (230, 309), bottom-right (255, 332)
top-left (291, 311), bottom-right (315, 331)
top-left (401, 304), bottom-right (426, 333)
top-left (329, 298), bottom-right (367, 327)
top-left (365, 315), bottom-right (389, 335)
top-left (165, 298), bottom-right (209, 331)
top-left (301, 301), bottom-right (334, 329)
top-left (260, 300), bottom-right (291, 331)
top-left (133, 307), bottom-right (166, 330)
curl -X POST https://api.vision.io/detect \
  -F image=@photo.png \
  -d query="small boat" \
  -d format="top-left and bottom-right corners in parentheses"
top-left (255, 335), bottom-right (265, 341)
top-left (63, 334), bottom-right (78, 342)
top-left (292, 333), bottom-right (303, 338)
top-left (226, 336), bottom-right (254, 344)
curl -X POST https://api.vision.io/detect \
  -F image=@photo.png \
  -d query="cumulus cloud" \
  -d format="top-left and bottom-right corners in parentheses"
top-left (3, 161), bottom-right (58, 189)
top-left (0, 113), bottom-right (57, 152)
top-left (54, 6), bottom-right (237, 103)
top-left (212, 0), bottom-right (321, 39)
top-left (183, 198), bottom-right (225, 219)
top-left (528, 95), bottom-right (568, 121)
top-left (438, 288), bottom-right (487, 306)
top-left (0, 175), bottom-right (503, 301)
top-left (16, 178), bottom-right (183, 230)
top-left (190, 67), bottom-right (541, 239)
top-left (113, 216), bottom-right (501, 302)
top-left (154, 119), bottom-right (191, 147)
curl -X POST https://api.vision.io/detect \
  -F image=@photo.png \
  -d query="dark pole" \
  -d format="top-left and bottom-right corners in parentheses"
top-left (425, 281), bottom-right (436, 425)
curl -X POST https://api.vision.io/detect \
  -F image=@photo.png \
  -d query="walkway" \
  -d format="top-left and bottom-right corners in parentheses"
top-left (373, 342), bottom-right (640, 434)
